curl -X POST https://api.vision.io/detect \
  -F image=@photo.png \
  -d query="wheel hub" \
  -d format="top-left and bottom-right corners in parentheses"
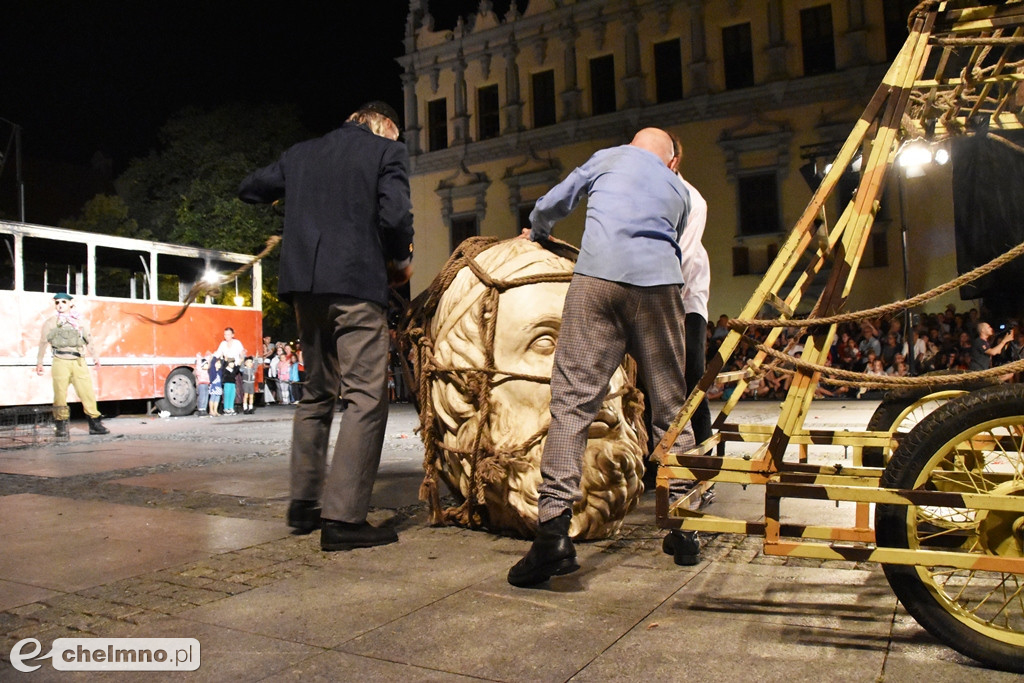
top-left (976, 482), bottom-right (1024, 558)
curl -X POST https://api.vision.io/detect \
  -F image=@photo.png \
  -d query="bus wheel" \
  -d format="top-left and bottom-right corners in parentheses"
top-left (164, 367), bottom-right (197, 416)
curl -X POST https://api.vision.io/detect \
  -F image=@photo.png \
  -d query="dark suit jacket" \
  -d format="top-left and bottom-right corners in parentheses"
top-left (238, 122), bottom-right (414, 306)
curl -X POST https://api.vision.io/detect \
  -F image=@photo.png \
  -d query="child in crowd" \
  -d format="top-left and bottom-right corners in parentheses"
top-left (221, 358), bottom-right (238, 415)
top-left (208, 357), bottom-right (223, 417)
top-left (195, 358), bottom-right (211, 416)
top-left (276, 347), bottom-right (292, 405)
top-left (241, 356), bottom-right (257, 415)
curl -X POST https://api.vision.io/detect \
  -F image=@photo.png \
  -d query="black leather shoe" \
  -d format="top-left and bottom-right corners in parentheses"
top-left (287, 500), bottom-right (321, 534)
top-left (662, 529), bottom-right (701, 566)
top-left (54, 419), bottom-right (69, 439)
top-left (87, 416), bottom-right (110, 435)
top-left (320, 520), bottom-right (398, 551)
top-left (508, 510), bottom-right (579, 587)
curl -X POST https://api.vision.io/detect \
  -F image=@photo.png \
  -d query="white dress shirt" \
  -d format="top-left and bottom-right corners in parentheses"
top-left (677, 176), bottom-right (710, 320)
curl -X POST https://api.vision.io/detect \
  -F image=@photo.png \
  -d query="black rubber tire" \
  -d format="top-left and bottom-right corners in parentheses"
top-left (163, 367), bottom-right (197, 416)
top-left (862, 373), bottom-right (993, 467)
top-left (875, 383), bottom-right (1024, 673)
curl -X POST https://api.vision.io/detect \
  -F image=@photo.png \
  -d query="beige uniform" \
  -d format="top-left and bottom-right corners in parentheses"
top-left (36, 315), bottom-right (101, 420)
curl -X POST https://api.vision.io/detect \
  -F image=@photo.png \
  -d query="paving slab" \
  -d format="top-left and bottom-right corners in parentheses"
top-left (880, 609), bottom-right (1022, 682)
top-left (0, 439), bottom-right (234, 478)
top-left (111, 459), bottom-right (425, 510)
top-left (664, 562), bottom-right (896, 635)
top-left (0, 580), bottom-right (61, 613)
top-left (177, 561), bottom-right (462, 650)
top-left (569, 608), bottom-right (889, 683)
top-left (262, 650), bottom-right (483, 683)
top-left (3, 399), bottom-right (1020, 680)
top-left (0, 494), bottom-right (287, 593)
top-left (22, 615), bottom-right (323, 683)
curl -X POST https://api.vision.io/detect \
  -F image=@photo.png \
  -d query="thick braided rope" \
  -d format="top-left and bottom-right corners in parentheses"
top-left (730, 238), bottom-right (1024, 330)
top-left (754, 339), bottom-right (1024, 388)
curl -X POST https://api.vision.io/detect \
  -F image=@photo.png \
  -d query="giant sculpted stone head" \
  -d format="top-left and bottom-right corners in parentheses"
top-left (407, 237), bottom-right (647, 540)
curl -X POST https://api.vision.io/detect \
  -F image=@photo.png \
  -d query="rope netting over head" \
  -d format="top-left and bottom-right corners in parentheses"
top-left (401, 236), bottom-right (649, 540)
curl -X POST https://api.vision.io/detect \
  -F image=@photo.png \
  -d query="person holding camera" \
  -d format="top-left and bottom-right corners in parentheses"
top-left (969, 321), bottom-right (1011, 371)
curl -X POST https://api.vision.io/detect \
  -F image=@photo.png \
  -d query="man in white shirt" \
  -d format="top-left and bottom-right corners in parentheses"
top-left (670, 140), bottom-right (711, 444)
top-left (214, 327), bottom-right (245, 413)
top-left (214, 327), bottom-right (245, 364)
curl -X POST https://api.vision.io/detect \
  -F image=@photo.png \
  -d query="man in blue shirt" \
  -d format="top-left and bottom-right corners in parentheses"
top-left (508, 128), bottom-right (697, 587)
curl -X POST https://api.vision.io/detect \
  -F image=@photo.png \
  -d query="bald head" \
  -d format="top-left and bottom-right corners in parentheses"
top-left (630, 128), bottom-right (674, 166)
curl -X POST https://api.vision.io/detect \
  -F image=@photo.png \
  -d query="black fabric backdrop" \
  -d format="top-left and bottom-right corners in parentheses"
top-left (952, 128), bottom-right (1024, 319)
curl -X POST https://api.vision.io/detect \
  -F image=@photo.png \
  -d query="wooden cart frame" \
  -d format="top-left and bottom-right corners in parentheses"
top-left (654, 1), bottom-right (1024, 671)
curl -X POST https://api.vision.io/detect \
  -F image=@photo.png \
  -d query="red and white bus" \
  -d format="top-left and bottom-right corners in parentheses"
top-left (0, 220), bottom-right (263, 415)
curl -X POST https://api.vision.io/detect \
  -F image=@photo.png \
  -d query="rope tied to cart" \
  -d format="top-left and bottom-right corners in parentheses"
top-left (728, 238), bottom-right (1024, 331)
top-left (750, 340), bottom-right (1023, 389)
top-left (722, 237), bottom-right (1024, 388)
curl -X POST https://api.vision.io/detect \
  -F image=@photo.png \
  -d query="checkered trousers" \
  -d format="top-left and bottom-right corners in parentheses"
top-left (538, 274), bottom-right (696, 521)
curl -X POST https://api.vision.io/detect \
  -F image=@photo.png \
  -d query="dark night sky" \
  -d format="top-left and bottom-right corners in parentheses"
top-left (0, 1), bottom-right (507, 224)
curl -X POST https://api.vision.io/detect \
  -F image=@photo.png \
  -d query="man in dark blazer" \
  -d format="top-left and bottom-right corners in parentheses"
top-left (239, 101), bottom-right (414, 551)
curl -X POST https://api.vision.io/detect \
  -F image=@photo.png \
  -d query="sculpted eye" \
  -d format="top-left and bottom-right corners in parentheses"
top-left (528, 332), bottom-right (557, 355)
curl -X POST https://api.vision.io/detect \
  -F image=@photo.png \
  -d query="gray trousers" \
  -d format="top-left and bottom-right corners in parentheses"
top-left (538, 274), bottom-right (696, 522)
top-left (290, 294), bottom-right (390, 522)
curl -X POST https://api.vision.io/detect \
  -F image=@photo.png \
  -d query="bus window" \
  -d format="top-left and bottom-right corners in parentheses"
top-left (96, 245), bottom-right (151, 299)
top-left (207, 259), bottom-right (254, 307)
top-left (155, 252), bottom-right (206, 303)
top-left (0, 233), bottom-right (13, 290)
top-left (22, 236), bottom-right (87, 295)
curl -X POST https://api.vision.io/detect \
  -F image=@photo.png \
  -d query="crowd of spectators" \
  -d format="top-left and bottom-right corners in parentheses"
top-left (704, 303), bottom-right (1024, 401)
top-left (259, 336), bottom-right (303, 407)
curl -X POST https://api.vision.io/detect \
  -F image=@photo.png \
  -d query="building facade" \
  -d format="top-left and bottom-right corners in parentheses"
top-left (397, 0), bottom-right (962, 318)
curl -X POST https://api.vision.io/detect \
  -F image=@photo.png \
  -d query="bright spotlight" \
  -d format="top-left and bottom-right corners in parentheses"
top-left (899, 142), bottom-right (932, 170)
top-left (233, 295), bottom-right (245, 307)
top-left (202, 269), bottom-right (221, 285)
top-left (933, 147), bottom-right (950, 165)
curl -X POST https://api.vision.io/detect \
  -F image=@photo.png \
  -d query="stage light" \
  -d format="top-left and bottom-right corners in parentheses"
top-left (899, 141), bottom-right (932, 170)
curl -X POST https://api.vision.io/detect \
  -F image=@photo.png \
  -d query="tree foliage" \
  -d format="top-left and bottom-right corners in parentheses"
top-left (61, 193), bottom-right (145, 239)
top-left (116, 103), bottom-right (306, 251)
top-left (65, 103), bottom-right (311, 338)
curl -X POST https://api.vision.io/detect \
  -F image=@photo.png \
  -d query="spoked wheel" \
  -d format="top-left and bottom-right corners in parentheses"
top-left (875, 384), bottom-right (1024, 673)
top-left (862, 374), bottom-right (994, 467)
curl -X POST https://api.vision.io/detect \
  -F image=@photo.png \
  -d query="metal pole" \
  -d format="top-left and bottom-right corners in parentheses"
top-left (14, 124), bottom-right (24, 223)
top-left (897, 171), bottom-right (912, 364)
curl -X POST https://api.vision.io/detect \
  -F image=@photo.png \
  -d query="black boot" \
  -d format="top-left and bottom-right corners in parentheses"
top-left (87, 416), bottom-right (110, 435)
top-left (54, 420), bottom-right (69, 439)
top-left (287, 500), bottom-right (322, 534)
top-left (508, 509), bottom-right (579, 587)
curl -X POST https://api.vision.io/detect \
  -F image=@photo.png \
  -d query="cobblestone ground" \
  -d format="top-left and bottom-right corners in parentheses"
top-left (1, 402), bottom-right (882, 668)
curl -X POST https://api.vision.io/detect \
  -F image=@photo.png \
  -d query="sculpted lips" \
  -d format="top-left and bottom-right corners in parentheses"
top-left (588, 406), bottom-right (620, 438)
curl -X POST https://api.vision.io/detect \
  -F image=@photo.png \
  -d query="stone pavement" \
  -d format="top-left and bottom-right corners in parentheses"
top-left (0, 401), bottom-right (1016, 681)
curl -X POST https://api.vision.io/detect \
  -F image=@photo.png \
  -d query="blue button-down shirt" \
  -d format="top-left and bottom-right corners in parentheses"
top-left (530, 144), bottom-right (690, 287)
